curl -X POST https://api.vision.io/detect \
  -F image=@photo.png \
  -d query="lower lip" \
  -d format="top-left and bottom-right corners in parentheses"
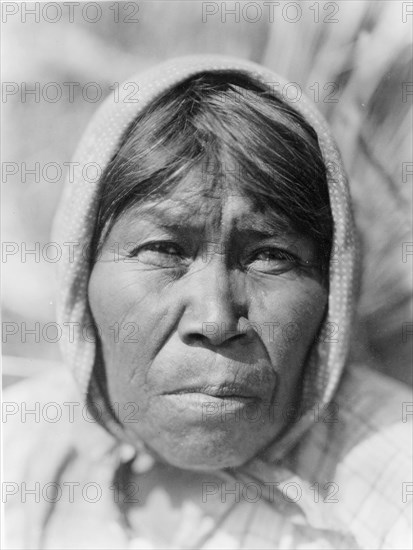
top-left (163, 392), bottom-right (259, 408)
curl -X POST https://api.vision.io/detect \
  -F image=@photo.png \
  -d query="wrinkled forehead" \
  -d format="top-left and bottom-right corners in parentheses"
top-left (117, 166), bottom-right (294, 237)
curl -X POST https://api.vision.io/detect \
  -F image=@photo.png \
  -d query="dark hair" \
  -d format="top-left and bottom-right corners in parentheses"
top-left (90, 71), bottom-right (333, 272)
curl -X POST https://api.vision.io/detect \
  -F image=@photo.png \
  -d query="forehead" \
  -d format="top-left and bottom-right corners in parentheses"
top-left (120, 169), bottom-right (293, 235)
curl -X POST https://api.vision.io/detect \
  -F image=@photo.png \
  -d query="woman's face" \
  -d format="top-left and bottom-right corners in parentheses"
top-left (88, 174), bottom-right (328, 470)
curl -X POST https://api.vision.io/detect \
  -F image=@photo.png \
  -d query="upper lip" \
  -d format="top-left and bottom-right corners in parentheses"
top-left (163, 383), bottom-right (261, 399)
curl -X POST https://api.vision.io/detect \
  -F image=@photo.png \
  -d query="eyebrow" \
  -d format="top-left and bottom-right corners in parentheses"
top-left (119, 199), bottom-right (298, 239)
top-left (120, 202), bottom-right (210, 233)
top-left (232, 214), bottom-right (295, 238)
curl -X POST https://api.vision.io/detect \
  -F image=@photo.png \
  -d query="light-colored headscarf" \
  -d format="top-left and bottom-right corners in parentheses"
top-left (52, 54), bottom-right (358, 457)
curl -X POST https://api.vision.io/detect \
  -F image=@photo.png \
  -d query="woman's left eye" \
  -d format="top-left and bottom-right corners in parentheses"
top-left (247, 247), bottom-right (301, 273)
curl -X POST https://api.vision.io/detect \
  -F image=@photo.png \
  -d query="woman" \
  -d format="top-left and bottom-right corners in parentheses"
top-left (4, 55), bottom-right (411, 549)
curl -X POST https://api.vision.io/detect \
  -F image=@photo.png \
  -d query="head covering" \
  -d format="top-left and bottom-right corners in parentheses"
top-left (52, 55), bottom-right (358, 455)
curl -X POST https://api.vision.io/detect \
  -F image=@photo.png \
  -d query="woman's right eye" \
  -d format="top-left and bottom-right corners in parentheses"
top-left (127, 241), bottom-right (188, 268)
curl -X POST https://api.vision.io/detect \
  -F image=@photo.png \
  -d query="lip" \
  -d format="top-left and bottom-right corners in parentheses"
top-left (162, 383), bottom-right (262, 400)
top-left (162, 392), bottom-right (260, 414)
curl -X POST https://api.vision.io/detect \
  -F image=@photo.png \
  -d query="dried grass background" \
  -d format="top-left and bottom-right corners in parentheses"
top-left (2, 1), bottom-right (412, 385)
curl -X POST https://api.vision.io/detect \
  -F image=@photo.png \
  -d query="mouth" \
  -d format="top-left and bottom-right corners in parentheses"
top-left (163, 383), bottom-right (262, 401)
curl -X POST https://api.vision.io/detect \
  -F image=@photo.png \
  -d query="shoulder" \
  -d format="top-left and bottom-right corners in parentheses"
top-left (291, 365), bottom-right (412, 549)
top-left (334, 364), bottom-right (412, 456)
top-left (3, 363), bottom-right (81, 445)
top-left (3, 365), bottom-right (80, 463)
top-left (3, 366), bottom-right (79, 548)
top-left (338, 363), bottom-right (411, 415)
top-left (328, 365), bottom-right (412, 549)
top-left (3, 363), bottom-right (116, 478)
top-left (3, 364), bottom-right (117, 549)
top-left (3, 366), bottom-right (87, 518)
top-left (297, 364), bottom-right (412, 469)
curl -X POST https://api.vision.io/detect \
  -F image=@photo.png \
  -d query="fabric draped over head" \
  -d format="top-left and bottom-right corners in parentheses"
top-left (52, 55), bottom-right (358, 456)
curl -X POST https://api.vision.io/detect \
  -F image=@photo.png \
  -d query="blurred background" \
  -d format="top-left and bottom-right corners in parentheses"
top-left (2, 0), bottom-right (412, 385)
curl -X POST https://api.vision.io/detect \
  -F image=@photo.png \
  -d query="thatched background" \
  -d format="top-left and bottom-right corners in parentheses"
top-left (3, 1), bottom-right (412, 385)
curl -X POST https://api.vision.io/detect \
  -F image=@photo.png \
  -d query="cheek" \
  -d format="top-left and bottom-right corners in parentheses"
top-left (248, 277), bottom-right (328, 416)
top-left (89, 262), bottom-right (172, 336)
top-left (88, 264), bottom-right (174, 402)
top-left (252, 277), bottom-right (328, 368)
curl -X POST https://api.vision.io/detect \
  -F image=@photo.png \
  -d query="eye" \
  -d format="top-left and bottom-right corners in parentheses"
top-left (127, 241), bottom-right (188, 268)
top-left (247, 247), bottom-right (302, 274)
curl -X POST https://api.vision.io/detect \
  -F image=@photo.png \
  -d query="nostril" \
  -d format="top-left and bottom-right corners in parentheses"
top-left (184, 333), bottom-right (208, 346)
top-left (184, 327), bottom-right (249, 348)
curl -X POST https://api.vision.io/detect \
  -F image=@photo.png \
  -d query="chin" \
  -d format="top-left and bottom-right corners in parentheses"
top-left (148, 431), bottom-right (266, 472)
top-left (162, 450), bottom-right (250, 472)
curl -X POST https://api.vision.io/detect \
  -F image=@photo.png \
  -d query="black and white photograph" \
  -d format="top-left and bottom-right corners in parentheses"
top-left (2, 1), bottom-right (413, 548)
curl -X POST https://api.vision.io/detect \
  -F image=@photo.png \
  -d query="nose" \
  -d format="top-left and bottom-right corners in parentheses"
top-left (177, 260), bottom-right (248, 347)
